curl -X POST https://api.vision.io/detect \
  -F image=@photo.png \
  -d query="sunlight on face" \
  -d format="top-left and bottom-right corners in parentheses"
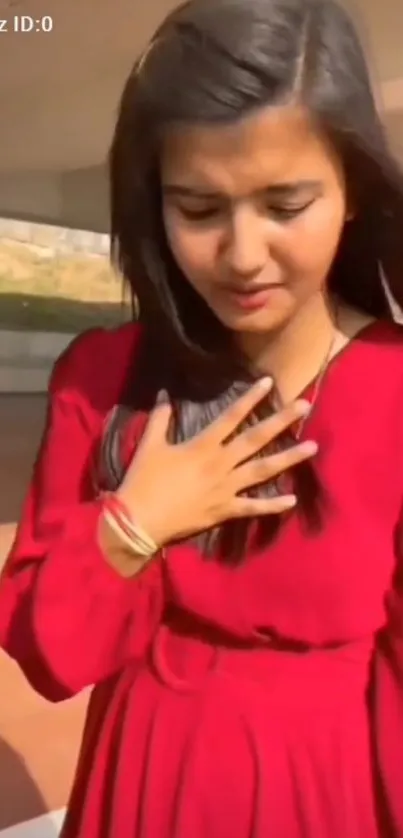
top-left (161, 105), bottom-right (349, 335)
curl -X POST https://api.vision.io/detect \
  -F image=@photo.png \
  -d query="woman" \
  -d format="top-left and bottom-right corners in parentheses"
top-left (1, 0), bottom-right (403, 835)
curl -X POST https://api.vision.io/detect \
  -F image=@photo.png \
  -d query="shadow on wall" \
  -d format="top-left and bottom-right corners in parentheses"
top-left (0, 737), bottom-right (54, 832)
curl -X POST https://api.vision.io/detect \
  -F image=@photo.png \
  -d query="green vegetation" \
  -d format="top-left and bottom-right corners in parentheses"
top-left (0, 240), bottom-right (131, 332)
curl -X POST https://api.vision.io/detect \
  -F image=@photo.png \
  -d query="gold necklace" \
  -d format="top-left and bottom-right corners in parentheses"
top-left (295, 328), bottom-right (339, 439)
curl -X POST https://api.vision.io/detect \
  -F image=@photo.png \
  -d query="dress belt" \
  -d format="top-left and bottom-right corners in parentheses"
top-left (149, 610), bottom-right (373, 701)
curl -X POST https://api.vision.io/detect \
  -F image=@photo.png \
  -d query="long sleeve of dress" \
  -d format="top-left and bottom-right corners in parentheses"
top-left (0, 326), bottom-right (255, 704)
top-left (0, 330), bottom-right (165, 701)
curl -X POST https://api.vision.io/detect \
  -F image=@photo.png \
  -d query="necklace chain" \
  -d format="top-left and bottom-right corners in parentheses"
top-left (295, 329), bottom-right (339, 439)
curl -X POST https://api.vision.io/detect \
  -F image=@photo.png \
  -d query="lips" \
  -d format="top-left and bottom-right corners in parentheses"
top-left (220, 283), bottom-right (283, 312)
top-left (222, 283), bottom-right (282, 311)
top-left (221, 282), bottom-right (282, 295)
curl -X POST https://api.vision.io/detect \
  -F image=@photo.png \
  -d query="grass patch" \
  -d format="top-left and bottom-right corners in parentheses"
top-left (0, 239), bottom-right (132, 332)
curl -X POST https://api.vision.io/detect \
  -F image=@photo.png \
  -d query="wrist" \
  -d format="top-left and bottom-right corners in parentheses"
top-left (97, 514), bottom-right (149, 578)
top-left (114, 488), bottom-right (170, 548)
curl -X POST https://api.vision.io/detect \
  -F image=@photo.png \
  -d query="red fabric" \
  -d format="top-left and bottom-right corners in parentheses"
top-left (1, 320), bottom-right (403, 837)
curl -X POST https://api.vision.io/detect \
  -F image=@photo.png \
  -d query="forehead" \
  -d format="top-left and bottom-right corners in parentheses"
top-left (161, 105), bottom-right (344, 194)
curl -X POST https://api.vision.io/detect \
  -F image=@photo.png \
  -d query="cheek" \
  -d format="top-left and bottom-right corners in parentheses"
top-left (165, 217), bottom-right (217, 290)
top-left (280, 199), bottom-right (347, 286)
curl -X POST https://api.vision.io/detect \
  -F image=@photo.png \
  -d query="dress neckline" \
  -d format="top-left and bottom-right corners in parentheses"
top-left (298, 318), bottom-right (396, 404)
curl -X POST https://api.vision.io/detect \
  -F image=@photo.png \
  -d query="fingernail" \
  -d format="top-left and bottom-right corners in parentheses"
top-left (299, 440), bottom-right (318, 454)
top-left (283, 495), bottom-right (297, 508)
top-left (156, 389), bottom-right (169, 406)
top-left (294, 399), bottom-right (312, 414)
top-left (259, 376), bottom-right (273, 390)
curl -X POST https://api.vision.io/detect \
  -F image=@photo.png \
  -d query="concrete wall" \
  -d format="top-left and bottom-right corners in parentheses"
top-left (0, 218), bottom-right (110, 257)
top-left (61, 166), bottom-right (109, 233)
top-left (0, 165), bottom-right (109, 234)
top-left (0, 331), bottom-right (75, 394)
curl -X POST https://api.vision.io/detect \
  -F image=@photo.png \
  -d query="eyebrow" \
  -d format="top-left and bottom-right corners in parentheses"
top-left (162, 180), bottom-right (322, 200)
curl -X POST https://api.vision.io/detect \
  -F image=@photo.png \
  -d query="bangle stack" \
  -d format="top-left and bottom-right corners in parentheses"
top-left (101, 492), bottom-right (159, 558)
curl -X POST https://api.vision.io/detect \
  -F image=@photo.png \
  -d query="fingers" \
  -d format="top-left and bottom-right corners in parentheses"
top-left (142, 393), bottom-right (172, 444)
top-left (226, 400), bottom-right (311, 466)
top-left (231, 493), bottom-right (298, 518)
top-left (204, 378), bottom-right (274, 444)
top-left (232, 440), bottom-right (318, 493)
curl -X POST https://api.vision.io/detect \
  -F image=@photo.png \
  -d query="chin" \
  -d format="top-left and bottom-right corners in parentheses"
top-left (215, 305), bottom-right (290, 335)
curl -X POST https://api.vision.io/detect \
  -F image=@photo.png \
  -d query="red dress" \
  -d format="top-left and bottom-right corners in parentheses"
top-left (1, 319), bottom-right (403, 838)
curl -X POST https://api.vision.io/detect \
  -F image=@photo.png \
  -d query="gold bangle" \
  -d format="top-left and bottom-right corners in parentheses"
top-left (101, 492), bottom-right (159, 554)
top-left (102, 509), bottom-right (157, 558)
top-left (114, 510), bottom-right (158, 553)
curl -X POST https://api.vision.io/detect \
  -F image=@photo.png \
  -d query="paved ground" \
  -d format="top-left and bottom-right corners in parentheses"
top-left (0, 395), bottom-right (87, 832)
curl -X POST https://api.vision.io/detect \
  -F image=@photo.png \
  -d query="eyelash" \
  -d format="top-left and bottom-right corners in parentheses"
top-left (178, 202), bottom-right (313, 223)
top-left (179, 207), bottom-right (221, 221)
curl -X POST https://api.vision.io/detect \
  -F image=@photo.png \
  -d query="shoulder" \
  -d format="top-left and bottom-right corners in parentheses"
top-left (352, 318), bottom-right (403, 369)
top-left (353, 320), bottom-right (403, 441)
top-left (49, 321), bottom-right (142, 415)
top-left (364, 319), bottom-right (403, 370)
top-left (347, 320), bottom-right (403, 407)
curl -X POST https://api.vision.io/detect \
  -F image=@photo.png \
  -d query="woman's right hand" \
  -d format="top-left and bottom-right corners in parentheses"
top-left (115, 377), bottom-right (317, 548)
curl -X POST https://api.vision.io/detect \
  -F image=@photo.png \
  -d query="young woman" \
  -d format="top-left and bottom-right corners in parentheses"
top-left (1, 0), bottom-right (403, 835)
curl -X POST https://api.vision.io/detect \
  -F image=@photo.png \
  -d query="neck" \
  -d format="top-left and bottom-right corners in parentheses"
top-left (238, 292), bottom-right (338, 403)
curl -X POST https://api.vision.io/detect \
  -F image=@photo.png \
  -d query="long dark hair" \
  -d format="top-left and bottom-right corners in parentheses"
top-left (105, 0), bottom-right (403, 561)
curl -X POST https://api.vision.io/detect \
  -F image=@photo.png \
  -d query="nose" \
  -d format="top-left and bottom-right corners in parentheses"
top-left (222, 205), bottom-right (268, 278)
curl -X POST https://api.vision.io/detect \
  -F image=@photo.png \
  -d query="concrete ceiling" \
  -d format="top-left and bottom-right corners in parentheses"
top-left (0, 0), bottom-right (402, 174)
top-left (0, 0), bottom-right (179, 173)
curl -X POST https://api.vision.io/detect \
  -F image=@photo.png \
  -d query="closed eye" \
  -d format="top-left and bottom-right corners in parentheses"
top-left (173, 199), bottom-right (315, 224)
top-left (176, 205), bottom-right (221, 222)
top-left (268, 200), bottom-right (314, 221)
